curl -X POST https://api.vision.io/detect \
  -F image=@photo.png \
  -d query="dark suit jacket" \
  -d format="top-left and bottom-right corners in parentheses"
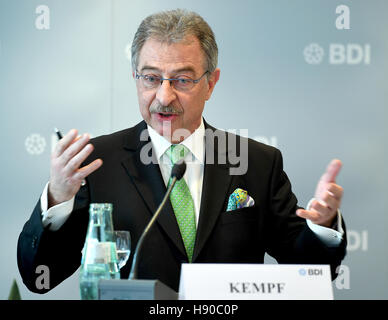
top-left (17, 120), bottom-right (347, 293)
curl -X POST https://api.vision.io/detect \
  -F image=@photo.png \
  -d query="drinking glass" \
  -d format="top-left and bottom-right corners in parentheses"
top-left (114, 230), bottom-right (131, 269)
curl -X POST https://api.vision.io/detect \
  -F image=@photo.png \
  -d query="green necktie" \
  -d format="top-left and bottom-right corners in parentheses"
top-left (167, 144), bottom-right (196, 263)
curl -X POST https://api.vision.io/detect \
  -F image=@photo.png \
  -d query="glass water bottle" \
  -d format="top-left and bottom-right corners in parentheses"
top-left (79, 203), bottom-right (120, 300)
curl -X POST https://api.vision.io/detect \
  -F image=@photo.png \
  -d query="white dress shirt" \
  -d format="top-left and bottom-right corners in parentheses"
top-left (41, 118), bottom-right (343, 246)
top-left (147, 119), bottom-right (205, 227)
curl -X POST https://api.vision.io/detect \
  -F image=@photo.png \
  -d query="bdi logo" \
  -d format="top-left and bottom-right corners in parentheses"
top-left (308, 268), bottom-right (323, 276)
top-left (304, 43), bottom-right (371, 65)
top-left (330, 44), bottom-right (371, 65)
top-left (298, 268), bottom-right (323, 276)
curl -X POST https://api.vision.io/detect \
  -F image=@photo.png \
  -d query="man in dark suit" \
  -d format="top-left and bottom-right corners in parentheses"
top-left (17, 9), bottom-right (346, 294)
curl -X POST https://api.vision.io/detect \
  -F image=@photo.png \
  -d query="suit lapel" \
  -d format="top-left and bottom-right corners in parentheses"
top-left (193, 122), bottom-right (235, 261)
top-left (121, 121), bottom-right (186, 257)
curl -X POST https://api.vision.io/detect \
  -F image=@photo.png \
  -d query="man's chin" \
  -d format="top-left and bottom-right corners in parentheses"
top-left (150, 117), bottom-right (172, 136)
top-left (149, 118), bottom-right (192, 143)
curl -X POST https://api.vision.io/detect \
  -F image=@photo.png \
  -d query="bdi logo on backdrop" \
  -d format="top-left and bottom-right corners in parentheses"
top-left (304, 5), bottom-right (371, 66)
top-left (304, 43), bottom-right (371, 65)
top-left (25, 133), bottom-right (46, 155)
top-left (330, 44), bottom-right (371, 65)
top-left (25, 133), bottom-right (94, 156)
top-left (347, 230), bottom-right (368, 252)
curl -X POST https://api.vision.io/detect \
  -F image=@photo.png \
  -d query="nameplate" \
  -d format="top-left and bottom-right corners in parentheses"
top-left (179, 264), bottom-right (333, 300)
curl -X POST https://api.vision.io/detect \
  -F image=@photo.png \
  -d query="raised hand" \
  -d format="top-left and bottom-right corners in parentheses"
top-left (48, 129), bottom-right (103, 208)
top-left (296, 159), bottom-right (344, 228)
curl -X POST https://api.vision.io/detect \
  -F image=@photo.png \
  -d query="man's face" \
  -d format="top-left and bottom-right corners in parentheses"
top-left (134, 36), bottom-right (220, 143)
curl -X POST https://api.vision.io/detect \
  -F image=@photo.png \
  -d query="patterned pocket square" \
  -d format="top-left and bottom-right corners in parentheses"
top-left (226, 188), bottom-right (255, 211)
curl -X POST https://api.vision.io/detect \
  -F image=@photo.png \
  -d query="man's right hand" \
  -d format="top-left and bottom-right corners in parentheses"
top-left (48, 129), bottom-right (103, 208)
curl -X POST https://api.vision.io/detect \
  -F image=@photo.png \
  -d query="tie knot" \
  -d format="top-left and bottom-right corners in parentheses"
top-left (167, 144), bottom-right (188, 164)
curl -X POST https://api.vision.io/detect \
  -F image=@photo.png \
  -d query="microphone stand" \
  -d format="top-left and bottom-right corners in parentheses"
top-left (129, 176), bottom-right (177, 280)
top-left (98, 161), bottom-right (186, 300)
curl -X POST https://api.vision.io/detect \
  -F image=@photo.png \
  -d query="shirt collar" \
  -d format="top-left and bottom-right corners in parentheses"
top-left (147, 118), bottom-right (205, 164)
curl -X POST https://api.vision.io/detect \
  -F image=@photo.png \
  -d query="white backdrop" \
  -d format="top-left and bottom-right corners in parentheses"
top-left (0, 0), bottom-right (386, 299)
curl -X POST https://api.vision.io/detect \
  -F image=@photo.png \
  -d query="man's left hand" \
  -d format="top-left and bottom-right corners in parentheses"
top-left (296, 159), bottom-right (343, 228)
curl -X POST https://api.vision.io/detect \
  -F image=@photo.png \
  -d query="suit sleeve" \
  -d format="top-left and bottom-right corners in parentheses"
top-left (264, 149), bottom-right (347, 279)
top-left (17, 185), bottom-right (90, 293)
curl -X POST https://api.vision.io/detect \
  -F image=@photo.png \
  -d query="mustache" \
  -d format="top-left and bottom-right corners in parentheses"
top-left (149, 104), bottom-right (182, 114)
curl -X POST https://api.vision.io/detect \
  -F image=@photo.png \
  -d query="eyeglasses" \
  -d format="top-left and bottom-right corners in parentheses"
top-left (135, 70), bottom-right (209, 92)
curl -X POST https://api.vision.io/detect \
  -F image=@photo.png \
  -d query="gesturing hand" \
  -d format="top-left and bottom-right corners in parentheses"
top-left (296, 159), bottom-right (344, 228)
top-left (48, 129), bottom-right (103, 208)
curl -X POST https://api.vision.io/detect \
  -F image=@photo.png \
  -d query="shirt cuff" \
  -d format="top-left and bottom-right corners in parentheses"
top-left (40, 182), bottom-right (75, 231)
top-left (305, 198), bottom-right (344, 247)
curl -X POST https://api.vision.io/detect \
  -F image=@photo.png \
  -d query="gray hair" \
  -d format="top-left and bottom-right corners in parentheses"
top-left (131, 9), bottom-right (218, 73)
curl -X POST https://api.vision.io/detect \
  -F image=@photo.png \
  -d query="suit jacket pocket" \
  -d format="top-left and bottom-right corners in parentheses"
top-left (200, 205), bottom-right (263, 263)
top-left (219, 205), bottom-right (259, 225)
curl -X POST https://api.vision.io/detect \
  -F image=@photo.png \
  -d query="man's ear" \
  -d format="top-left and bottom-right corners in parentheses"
top-left (205, 68), bottom-right (220, 101)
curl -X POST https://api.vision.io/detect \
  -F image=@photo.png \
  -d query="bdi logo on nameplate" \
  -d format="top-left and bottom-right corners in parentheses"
top-left (179, 264), bottom-right (333, 300)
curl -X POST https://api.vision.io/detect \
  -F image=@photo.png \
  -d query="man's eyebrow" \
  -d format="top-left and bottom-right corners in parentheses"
top-left (139, 66), bottom-right (160, 73)
top-left (139, 66), bottom-right (196, 75)
top-left (172, 67), bottom-right (196, 74)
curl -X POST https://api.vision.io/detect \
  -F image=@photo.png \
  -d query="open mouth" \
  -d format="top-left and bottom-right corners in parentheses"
top-left (159, 113), bottom-right (174, 118)
top-left (157, 112), bottom-right (179, 119)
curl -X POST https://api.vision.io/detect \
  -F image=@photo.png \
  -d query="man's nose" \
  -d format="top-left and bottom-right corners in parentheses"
top-left (156, 80), bottom-right (177, 106)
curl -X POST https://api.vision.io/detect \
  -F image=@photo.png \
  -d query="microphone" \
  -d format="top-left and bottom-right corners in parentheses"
top-left (171, 159), bottom-right (186, 180)
top-left (129, 159), bottom-right (186, 280)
